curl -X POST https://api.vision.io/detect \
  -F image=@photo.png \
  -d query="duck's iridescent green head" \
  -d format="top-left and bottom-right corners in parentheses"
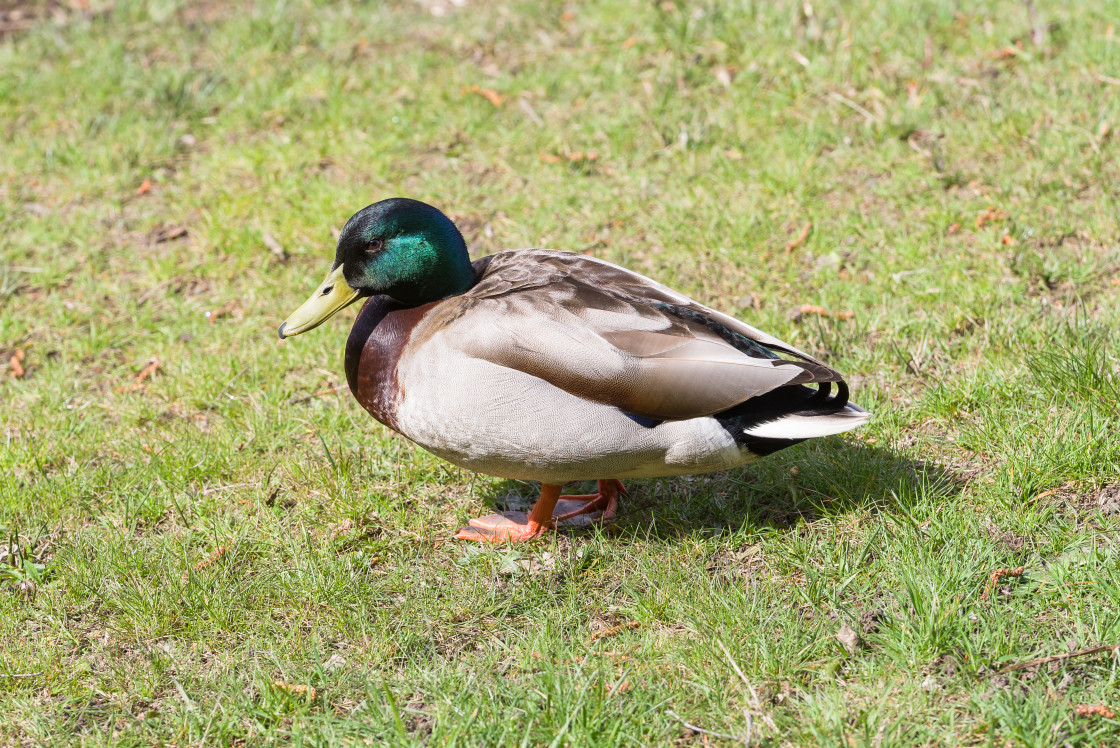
top-left (279, 198), bottom-right (474, 339)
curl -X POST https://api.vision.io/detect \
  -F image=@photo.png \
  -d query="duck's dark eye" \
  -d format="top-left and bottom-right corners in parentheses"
top-left (367, 239), bottom-right (383, 252)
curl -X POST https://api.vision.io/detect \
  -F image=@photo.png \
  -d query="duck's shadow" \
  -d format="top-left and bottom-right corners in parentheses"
top-left (476, 438), bottom-right (969, 541)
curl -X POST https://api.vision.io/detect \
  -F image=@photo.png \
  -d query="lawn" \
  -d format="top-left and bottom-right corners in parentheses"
top-left (3, 0), bottom-right (1120, 744)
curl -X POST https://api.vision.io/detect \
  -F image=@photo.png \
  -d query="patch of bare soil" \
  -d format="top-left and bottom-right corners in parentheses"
top-left (1031, 483), bottom-right (1120, 528)
top-left (1096, 485), bottom-right (1120, 516)
top-left (0, 0), bottom-right (102, 38)
top-left (706, 543), bottom-right (770, 586)
top-left (982, 518), bottom-right (1031, 555)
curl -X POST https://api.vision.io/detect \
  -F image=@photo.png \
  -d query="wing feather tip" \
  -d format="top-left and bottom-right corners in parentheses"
top-left (742, 406), bottom-right (871, 439)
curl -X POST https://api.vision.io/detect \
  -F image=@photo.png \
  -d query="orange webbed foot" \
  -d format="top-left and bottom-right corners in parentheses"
top-left (455, 512), bottom-right (552, 543)
top-left (455, 481), bottom-right (626, 543)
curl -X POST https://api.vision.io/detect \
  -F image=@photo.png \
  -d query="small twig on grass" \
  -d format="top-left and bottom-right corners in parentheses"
top-left (784, 222), bottom-right (811, 252)
top-left (288, 385), bottom-right (345, 405)
top-left (1075, 704), bottom-right (1116, 719)
top-left (589, 621), bottom-right (640, 642)
top-left (995, 642), bottom-right (1120, 675)
top-left (980, 566), bottom-right (1025, 600)
top-left (666, 710), bottom-right (748, 745)
top-left (1, 672), bottom-right (40, 678)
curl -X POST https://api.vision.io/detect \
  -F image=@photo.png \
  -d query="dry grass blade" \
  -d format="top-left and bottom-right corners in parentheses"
top-left (666, 710), bottom-right (748, 744)
top-left (288, 385), bottom-right (345, 405)
top-left (717, 639), bottom-right (777, 736)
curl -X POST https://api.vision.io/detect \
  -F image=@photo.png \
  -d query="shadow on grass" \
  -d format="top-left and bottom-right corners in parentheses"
top-left (477, 437), bottom-right (969, 541)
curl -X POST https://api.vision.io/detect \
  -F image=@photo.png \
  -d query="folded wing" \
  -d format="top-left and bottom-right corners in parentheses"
top-left (454, 250), bottom-right (850, 421)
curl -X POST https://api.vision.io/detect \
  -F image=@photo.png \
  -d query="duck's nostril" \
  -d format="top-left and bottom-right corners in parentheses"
top-left (321, 286), bottom-right (334, 296)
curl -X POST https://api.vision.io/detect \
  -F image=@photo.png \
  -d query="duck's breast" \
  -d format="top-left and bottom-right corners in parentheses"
top-left (345, 296), bottom-right (439, 433)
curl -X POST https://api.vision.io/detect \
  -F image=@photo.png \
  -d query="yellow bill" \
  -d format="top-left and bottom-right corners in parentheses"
top-left (278, 264), bottom-right (361, 339)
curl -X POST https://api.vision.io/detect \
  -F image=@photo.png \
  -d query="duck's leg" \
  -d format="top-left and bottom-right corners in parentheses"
top-left (554, 479), bottom-right (625, 523)
top-left (455, 480), bottom-right (626, 543)
top-left (455, 484), bottom-right (562, 543)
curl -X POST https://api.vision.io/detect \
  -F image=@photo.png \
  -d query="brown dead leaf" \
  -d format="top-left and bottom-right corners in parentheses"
top-left (989, 44), bottom-right (1022, 60)
top-left (206, 301), bottom-right (244, 324)
top-left (976, 206), bottom-right (1008, 228)
top-left (589, 621), bottom-right (640, 643)
top-left (907, 80), bottom-right (921, 107)
top-left (136, 179), bottom-right (151, 195)
top-left (835, 624), bottom-right (860, 655)
top-left (621, 37), bottom-right (637, 49)
top-left (1001, 234), bottom-right (1017, 246)
top-left (947, 222), bottom-right (961, 235)
top-left (116, 358), bottom-right (160, 393)
top-left (538, 152), bottom-right (562, 164)
top-left (604, 680), bottom-right (631, 697)
top-left (272, 681), bottom-right (317, 701)
top-left (980, 566), bottom-right (1025, 600)
top-left (8, 349), bottom-right (26, 379)
top-left (153, 225), bottom-right (188, 243)
top-left (1075, 704), bottom-right (1116, 719)
top-left (791, 304), bottom-right (854, 322)
top-left (461, 85), bottom-right (502, 107)
top-left (194, 544), bottom-right (228, 571)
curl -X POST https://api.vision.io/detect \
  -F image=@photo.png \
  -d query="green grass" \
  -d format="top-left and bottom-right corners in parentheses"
top-left (3, 0), bottom-right (1120, 744)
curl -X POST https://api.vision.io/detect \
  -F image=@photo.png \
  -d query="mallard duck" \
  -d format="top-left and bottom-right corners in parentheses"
top-left (280, 198), bottom-right (869, 542)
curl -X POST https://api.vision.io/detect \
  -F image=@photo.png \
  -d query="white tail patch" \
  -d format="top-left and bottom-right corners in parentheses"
top-left (743, 405), bottom-right (871, 439)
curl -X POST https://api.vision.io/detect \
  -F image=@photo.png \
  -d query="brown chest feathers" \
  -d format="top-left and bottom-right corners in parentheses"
top-left (344, 296), bottom-right (437, 433)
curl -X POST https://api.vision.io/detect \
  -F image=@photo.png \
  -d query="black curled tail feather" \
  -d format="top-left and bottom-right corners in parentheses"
top-left (807, 380), bottom-right (850, 409)
top-left (715, 379), bottom-right (863, 457)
